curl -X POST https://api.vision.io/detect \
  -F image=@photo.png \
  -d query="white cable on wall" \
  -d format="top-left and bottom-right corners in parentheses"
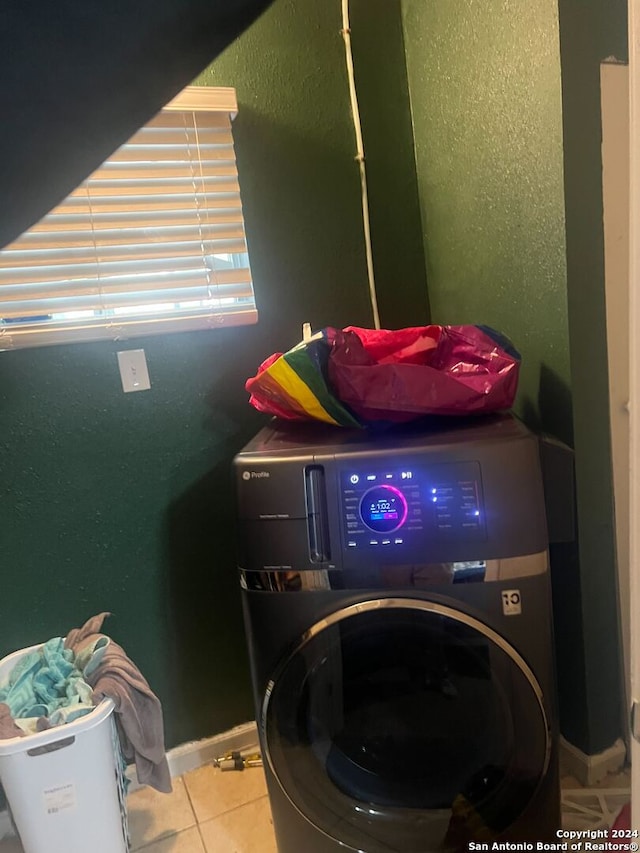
top-left (340, 0), bottom-right (381, 330)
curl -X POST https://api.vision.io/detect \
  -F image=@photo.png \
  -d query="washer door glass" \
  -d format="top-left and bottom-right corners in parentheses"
top-left (263, 599), bottom-right (550, 853)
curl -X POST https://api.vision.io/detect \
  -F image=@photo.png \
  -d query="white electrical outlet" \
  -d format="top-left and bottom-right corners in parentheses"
top-left (117, 349), bottom-right (151, 393)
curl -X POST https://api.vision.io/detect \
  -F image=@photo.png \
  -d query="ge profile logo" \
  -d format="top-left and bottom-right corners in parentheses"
top-left (242, 470), bottom-right (270, 481)
top-left (242, 471), bottom-right (251, 481)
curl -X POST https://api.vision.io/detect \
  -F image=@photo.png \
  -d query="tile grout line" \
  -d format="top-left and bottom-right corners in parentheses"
top-left (194, 795), bottom-right (275, 853)
top-left (195, 821), bottom-right (208, 851)
top-left (200, 792), bottom-right (271, 823)
top-left (132, 828), bottom-right (185, 853)
top-left (182, 764), bottom-right (271, 823)
top-left (181, 772), bottom-right (209, 851)
top-left (129, 775), bottom-right (198, 853)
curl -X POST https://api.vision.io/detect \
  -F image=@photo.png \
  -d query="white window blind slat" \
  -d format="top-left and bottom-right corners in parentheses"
top-left (0, 307), bottom-right (258, 350)
top-left (0, 267), bottom-right (252, 305)
top-left (0, 240), bottom-right (246, 272)
top-left (0, 258), bottom-right (251, 290)
top-left (143, 107), bottom-right (233, 128)
top-left (32, 208), bottom-right (244, 229)
top-left (106, 144), bottom-right (236, 163)
top-left (120, 128), bottom-right (231, 145)
top-left (0, 86), bottom-right (257, 350)
top-left (59, 193), bottom-right (241, 213)
top-left (2, 279), bottom-right (254, 317)
top-left (71, 181), bottom-right (240, 199)
top-left (6, 224), bottom-right (246, 253)
top-left (91, 163), bottom-right (238, 180)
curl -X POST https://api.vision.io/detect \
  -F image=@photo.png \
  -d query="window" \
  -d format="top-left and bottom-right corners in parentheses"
top-left (0, 86), bottom-right (257, 350)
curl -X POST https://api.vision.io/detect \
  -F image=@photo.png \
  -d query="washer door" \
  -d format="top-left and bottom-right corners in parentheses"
top-left (263, 598), bottom-right (550, 853)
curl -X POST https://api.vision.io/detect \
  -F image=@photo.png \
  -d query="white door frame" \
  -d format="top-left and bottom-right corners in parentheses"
top-left (628, 0), bottom-right (640, 827)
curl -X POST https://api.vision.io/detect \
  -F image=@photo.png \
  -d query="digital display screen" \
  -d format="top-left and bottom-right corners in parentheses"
top-left (369, 499), bottom-right (398, 521)
top-left (360, 485), bottom-right (408, 533)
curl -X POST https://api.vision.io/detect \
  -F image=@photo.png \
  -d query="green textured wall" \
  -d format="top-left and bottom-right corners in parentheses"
top-left (402, 0), bottom-right (624, 753)
top-left (0, 0), bottom-right (425, 748)
top-left (348, 0), bottom-right (429, 328)
top-left (402, 0), bottom-right (571, 439)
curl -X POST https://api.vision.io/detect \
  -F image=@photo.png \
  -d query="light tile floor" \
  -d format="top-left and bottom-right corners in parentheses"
top-left (561, 767), bottom-right (631, 832)
top-left (128, 764), bottom-right (277, 853)
top-left (0, 765), bottom-right (631, 852)
top-left (0, 764), bottom-right (277, 853)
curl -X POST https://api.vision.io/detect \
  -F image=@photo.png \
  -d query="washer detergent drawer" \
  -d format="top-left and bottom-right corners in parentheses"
top-left (238, 519), bottom-right (313, 571)
top-left (262, 599), bottom-right (550, 853)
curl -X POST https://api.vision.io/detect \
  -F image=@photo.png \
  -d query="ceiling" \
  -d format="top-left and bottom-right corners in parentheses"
top-left (0, 0), bottom-right (273, 248)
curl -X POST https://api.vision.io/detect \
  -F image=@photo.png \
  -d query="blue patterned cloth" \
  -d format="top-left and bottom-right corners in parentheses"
top-left (0, 637), bottom-right (93, 722)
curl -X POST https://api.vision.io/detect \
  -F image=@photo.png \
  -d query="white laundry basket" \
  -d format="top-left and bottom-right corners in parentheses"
top-left (0, 644), bottom-right (128, 853)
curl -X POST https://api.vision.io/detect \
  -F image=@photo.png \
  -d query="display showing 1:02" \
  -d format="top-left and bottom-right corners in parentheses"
top-left (359, 485), bottom-right (408, 533)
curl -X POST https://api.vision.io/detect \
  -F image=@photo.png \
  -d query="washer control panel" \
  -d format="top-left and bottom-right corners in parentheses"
top-left (340, 462), bottom-right (485, 554)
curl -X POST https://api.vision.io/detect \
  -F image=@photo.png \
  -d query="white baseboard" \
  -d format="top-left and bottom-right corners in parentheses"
top-left (560, 735), bottom-right (628, 786)
top-left (125, 720), bottom-right (259, 792)
top-left (0, 720), bottom-right (260, 839)
top-left (167, 720), bottom-right (259, 778)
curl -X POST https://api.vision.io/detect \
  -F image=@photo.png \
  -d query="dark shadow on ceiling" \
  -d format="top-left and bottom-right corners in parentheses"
top-left (0, 0), bottom-right (274, 248)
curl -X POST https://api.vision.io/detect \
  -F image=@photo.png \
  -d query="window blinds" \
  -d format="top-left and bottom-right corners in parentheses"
top-left (0, 86), bottom-right (257, 350)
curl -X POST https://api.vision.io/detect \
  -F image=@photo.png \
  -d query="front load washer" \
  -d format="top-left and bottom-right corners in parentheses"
top-left (234, 414), bottom-right (560, 853)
